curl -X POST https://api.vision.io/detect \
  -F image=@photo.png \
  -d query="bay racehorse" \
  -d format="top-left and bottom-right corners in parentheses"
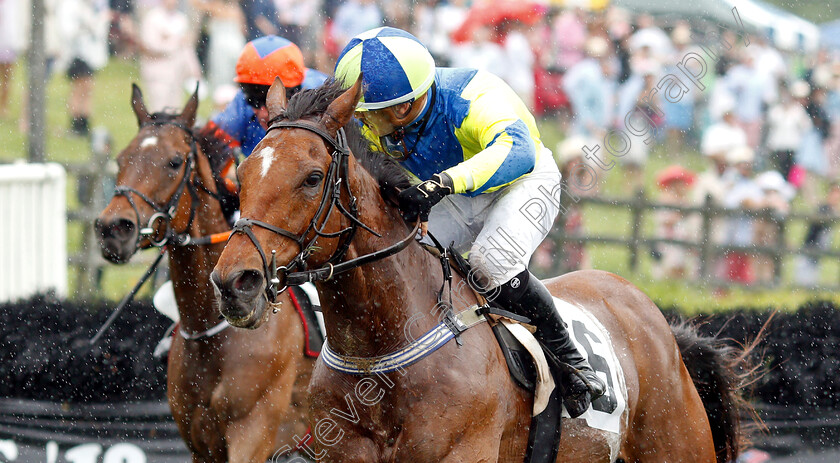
top-left (96, 85), bottom-right (317, 463)
top-left (211, 78), bottom-right (750, 462)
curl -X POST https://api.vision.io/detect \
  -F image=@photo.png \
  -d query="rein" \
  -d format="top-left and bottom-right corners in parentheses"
top-left (230, 119), bottom-right (418, 302)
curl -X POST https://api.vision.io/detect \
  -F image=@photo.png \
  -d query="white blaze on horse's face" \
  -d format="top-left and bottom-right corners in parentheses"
top-left (257, 146), bottom-right (275, 178)
top-left (140, 136), bottom-right (158, 148)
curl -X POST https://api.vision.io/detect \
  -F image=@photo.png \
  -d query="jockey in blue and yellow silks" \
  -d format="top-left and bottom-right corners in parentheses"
top-left (334, 26), bottom-right (605, 417)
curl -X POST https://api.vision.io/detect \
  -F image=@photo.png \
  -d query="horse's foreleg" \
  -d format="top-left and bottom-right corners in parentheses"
top-left (224, 410), bottom-right (279, 463)
top-left (223, 371), bottom-right (299, 463)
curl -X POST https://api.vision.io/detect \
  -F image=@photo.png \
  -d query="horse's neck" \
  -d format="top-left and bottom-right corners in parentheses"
top-left (168, 186), bottom-right (229, 334)
top-left (317, 169), bottom-right (447, 358)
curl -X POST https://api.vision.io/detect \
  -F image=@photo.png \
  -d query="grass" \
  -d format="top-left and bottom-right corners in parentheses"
top-left (3, 57), bottom-right (836, 310)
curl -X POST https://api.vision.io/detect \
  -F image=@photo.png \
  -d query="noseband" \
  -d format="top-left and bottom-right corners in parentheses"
top-left (113, 120), bottom-right (219, 248)
top-left (231, 119), bottom-right (418, 303)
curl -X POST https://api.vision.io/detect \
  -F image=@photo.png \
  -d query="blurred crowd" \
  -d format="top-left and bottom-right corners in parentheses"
top-left (2, 0), bottom-right (840, 287)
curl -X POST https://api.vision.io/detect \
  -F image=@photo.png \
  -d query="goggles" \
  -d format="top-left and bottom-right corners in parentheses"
top-left (241, 83), bottom-right (303, 109)
top-left (241, 84), bottom-right (269, 109)
top-left (379, 134), bottom-right (410, 161)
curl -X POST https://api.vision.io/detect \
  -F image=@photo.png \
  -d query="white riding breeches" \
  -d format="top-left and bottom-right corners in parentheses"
top-left (422, 148), bottom-right (562, 289)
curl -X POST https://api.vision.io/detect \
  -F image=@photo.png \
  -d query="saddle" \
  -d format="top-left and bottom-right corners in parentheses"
top-left (443, 247), bottom-right (565, 463)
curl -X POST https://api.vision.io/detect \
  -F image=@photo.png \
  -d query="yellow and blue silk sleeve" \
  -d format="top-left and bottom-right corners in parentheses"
top-left (442, 71), bottom-right (544, 195)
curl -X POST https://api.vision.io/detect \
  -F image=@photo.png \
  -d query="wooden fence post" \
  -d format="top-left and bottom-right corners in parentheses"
top-left (74, 129), bottom-right (111, 299)
top-left (552, 206), bottom-right (568, 275)
top-left (27, 0), bottom-right (46, 163)
top-left (773, 213), bottom-right (786, 287)
top-left (628, 189), bottom-right (645, 271)
top-left (699, 195), bottom-right (714, 279)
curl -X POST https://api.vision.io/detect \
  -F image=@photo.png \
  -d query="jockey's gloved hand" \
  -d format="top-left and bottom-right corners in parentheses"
top-left (398, 173), bottom-right (453, 224)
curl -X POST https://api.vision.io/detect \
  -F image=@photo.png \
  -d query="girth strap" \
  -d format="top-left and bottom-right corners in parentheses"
top-left (321, 305), bottom-right (486, 375)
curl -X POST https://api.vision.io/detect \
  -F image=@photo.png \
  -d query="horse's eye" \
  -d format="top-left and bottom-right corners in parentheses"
top-left (304, 172), bottom-right (323, 188)
top-left (168, 156), bottom-right (184, 169)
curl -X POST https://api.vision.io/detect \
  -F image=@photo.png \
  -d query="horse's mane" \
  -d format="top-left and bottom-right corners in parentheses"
top-left (195, 124), bottom-right (240, 219)
top-left (194, 124), bottom-right (237, 179)
top-left (283, 79), bottom-right (412, 193)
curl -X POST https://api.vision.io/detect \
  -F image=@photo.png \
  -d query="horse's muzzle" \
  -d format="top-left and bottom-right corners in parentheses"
top-left (211, 269), bottom-right (269, 329)
top-left (95, 217), bottom-right (138, 263)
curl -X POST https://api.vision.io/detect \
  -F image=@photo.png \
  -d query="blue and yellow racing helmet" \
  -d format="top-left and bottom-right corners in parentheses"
top-left (334, 27), bottom-right (436, 111)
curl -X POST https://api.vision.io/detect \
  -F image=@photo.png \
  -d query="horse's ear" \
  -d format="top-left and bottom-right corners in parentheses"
top-left (321, 77), bottom-right (362, 136)
top-left (180, 82), bottom-right (199, 127)
top-left (266, 77), bottom-right (287, 121)
top-left (131, 83), bottom-right (151, 126)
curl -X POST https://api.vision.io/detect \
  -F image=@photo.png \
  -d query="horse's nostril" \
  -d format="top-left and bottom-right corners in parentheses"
top-left (234, 270), bottom-right (264, 295)
top-left (102, 218), bottom-right (136, 240)
top-left (215, 269), bottom-right (264, 301)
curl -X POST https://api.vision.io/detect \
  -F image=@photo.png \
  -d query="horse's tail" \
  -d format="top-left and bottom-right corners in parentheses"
top-left (670, 319), bottom-right (764, 463)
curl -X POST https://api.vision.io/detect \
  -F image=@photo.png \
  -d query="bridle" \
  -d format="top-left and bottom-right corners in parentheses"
top-left (231, 119), bottom-right (419, 303)
top-left (113, 120), bottom-right (224, 249)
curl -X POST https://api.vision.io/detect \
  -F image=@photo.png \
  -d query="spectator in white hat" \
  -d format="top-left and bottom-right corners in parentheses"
top-left (628, 14), bottom-right (673, 65)
top-left (702, 97), bottom-right (747, 158)
top-left (694, 107), bottom-right (747, 253)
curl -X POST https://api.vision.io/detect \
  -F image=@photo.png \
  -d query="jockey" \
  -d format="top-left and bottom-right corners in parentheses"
top-left (207, 35), bottom-right (328, 157)
top-left (334, 27), bottom-right (605, 417)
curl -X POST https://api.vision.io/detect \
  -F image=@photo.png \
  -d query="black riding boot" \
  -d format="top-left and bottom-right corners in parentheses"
top-left (494, 270), bottom-right (606, 418)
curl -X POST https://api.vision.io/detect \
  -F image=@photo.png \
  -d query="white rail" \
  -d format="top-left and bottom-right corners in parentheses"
top-left (0, 163), bottom-right (67, 302)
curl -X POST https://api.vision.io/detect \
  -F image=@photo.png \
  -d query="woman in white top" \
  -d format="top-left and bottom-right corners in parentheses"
top-left (140, 0), bottom-right (202, 112)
